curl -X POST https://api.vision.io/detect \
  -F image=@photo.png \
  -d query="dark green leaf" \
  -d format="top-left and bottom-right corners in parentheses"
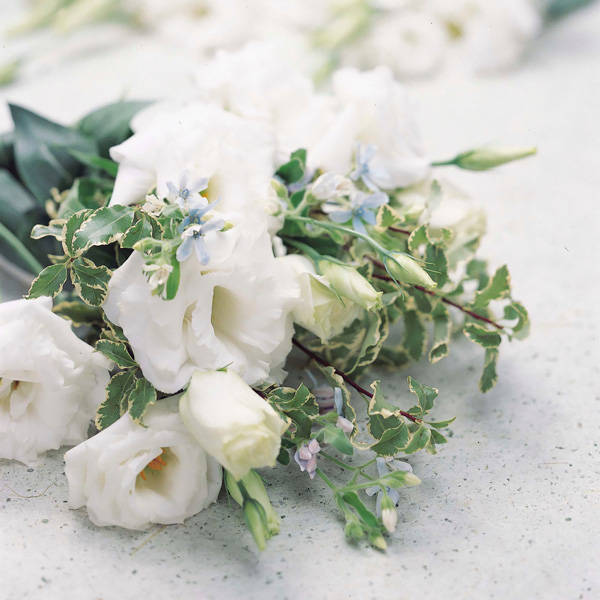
top-left (480, 348), bottom-right (499, 393)
top-left (403, 310), bottom-right (426, 361)
top-left (77, 101), bottom-right (151, 158)
top-left (70, 257), bottom-right (111, 306)
top-left (429, 302), bottom-right (450, 364)
top-left (69, 150), bottom-right (119, 177)
top-left (73, 205), bottom-right (135, 251)
top-left (96, 371), bottom-right (137, 430)
top-left (474, 265), bottom-right (511, 308)
top-left (95, 339), bottom-right (137, 369)
top-left (128, 377), bottom-right (157, 422)
top-left (26, 263), bottom-right (68, 299)
top-left (407, 377), bottom-right (439, 418)
top-left (464, 323), bottom-right (502, 349)
top-left (317, 423), bottom-right (354, 456)
top-left (10, 104), bottom-right (95, 203)
top-left (52, 300), bottom-right (103, 326)
top-left (62, 209), bottom-right (91, 256)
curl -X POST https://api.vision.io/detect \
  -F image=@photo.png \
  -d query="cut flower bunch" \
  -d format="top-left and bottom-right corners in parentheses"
top-left (0, 45), bottom-right (533, 550)
top-left (2, 0), bottom-right (595, 87)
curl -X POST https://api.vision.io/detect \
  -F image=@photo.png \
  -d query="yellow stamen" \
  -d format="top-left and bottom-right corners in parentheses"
top-left (138, 449), bottom-right (167, 481)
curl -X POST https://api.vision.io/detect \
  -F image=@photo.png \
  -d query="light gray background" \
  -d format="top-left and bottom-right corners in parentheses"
top-left (0, 4), bottom-right (599, 599)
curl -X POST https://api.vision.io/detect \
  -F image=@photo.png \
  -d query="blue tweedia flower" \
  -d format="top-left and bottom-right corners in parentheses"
top-left (365, 457), bottom-right (404, 517)
top-left (323, 189), bottom-right (389, 235)
top-left (176, 200), bottom-right (225, 265)
top-left (166, 171), bottom-right (210, 209)
top-left (350, 143), bottom-right (387, 192)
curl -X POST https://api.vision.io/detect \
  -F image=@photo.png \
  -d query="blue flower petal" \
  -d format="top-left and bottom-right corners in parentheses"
top-left (334, 387), bottom-right (344, 416)
top-left (194, 237), bottom-right (211, 265)
top-left (362, 210), bottom-right (378, 226)
top-left (362, 192), bottom-right (389, 209)
top-left (360, 143), bottom-right (377, 164)
top-left (352, 215), bottom-right (368, 235)
top-left (176, 236), bottom-right (194, 262)
top-left (329, 209), bottom-right (353, 223)
top-left (196, 196), bottom-right (221, 219)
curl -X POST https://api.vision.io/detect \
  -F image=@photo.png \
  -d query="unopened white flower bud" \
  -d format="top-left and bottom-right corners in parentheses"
top-left (319, 261), bottom-right (381, 311)
top-left (453, 147), bottom-right (537, 171)
top-left (380, 493), bottom-right (398, 533)
top-left (387, 253), bottom-right (437, 289)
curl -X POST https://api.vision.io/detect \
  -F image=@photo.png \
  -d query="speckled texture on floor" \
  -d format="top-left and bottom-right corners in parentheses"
top-left (1, 4), bottom-right (599, 600)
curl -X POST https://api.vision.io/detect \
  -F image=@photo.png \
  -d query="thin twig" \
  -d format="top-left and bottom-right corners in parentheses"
top-left (4, 482), bottom-right (55, 499)
top-left (130, 525), bottom-right (167, 556)
top-left (369, 258), bottom-right (504, 331)
top-left (292, 338), bottom-right (420, 423)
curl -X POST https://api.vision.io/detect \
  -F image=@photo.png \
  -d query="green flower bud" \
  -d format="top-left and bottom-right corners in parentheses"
top-left (243, 498), bottom-right (269, 551)
top-left (369, 531), bottom-right (388, 551)
top-left (453, 147), bottom-right (537, 171)
top-left (380, 470), bottom-right (422, 489)
top-left (319, 261), bottom-right (382, 311)
top-left (344, 512), bottom-right (365, 543)
top-left (387, 254), bottom-right (437, 290)
top-left (225, 470), bottom-right (280, 536)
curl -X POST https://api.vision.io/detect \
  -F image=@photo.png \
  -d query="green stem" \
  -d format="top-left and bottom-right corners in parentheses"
top-left (341, 480), bottom-right (382, 493)
top-left (320, 451), bottom-right (354, 471)
top-left (0, 222), bottom-right (43, 275)
top-left (431, 159), bottom-right (457, 167)
top-left (315, 467), bottom-right (338, 491)
top-left (291, 193), bottom-right (312, 216)
top-left (287, 214), bottom-right (390, 257)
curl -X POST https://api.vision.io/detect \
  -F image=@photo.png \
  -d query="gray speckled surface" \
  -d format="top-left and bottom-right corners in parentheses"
top-left (1, 4), bottom-right (600, 600)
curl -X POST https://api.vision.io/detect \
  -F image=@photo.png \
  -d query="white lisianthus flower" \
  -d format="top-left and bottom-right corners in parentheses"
top-left (0, 298), bottom-right (110, 466)
top-left (197, 43), bottom-right (334, 165)
top-left (109, 103), bottom-right (282, 233)
top-left (342, 11), bottom-right (446, 78)
top-left (282, 254), bottom-right (363, 342)
top-left (306, 67), bottom-right (431, 189)
top-left (65, 396), bottom-right (222, 530)
top-left (431, 0), bottom-right (541, 73)
top-left (104, 231), bottom-right (299, 393)
top-left (179, 369), bottom-right (288, 480)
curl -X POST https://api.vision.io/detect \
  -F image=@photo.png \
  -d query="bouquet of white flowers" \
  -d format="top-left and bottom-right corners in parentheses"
top-left (0, 46), bottom-right (533, 549)
top-left (2, 0), bottom-right (596, 87)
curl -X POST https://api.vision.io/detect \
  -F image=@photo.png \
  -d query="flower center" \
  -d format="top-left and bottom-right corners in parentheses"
top-left (181, 188), bottom-right (190, 199)
top-left (355, 207), bottom-right (365, 218)
top-left (139, 449), bottom-right (167, 481)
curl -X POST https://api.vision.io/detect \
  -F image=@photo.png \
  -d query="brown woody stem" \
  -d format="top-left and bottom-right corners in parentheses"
top-left (292, 338), bottom-right (420, 423)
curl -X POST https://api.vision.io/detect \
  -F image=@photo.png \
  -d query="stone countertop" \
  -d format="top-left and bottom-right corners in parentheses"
top-left (1, 4), bottom-right (599, 599)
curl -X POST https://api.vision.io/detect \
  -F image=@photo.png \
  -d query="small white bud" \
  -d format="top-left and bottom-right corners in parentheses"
top-left (380, 493), bottom-right (398, 533)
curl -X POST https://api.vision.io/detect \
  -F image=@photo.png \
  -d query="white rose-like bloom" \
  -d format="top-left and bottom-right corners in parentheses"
top-left (305, 67), bottom-right (431, 189)
top-left (431, 0), bottom-right (541, 73)
top-left (65, 395), bottom-right (222, 529)
top-left (0, 298), bottom-right (110, 466)
top-left (282, 254), bottom-right (363, 342)
top-left (109, 103), bottom-right (282, 233)
top-left (197, 43), bottom-right (335, 165)
top-left (342, 10), bottom-right (446, 78)
top-left (103, 226), bottom-right (299, 393)
top-left (196, 46), bottom-right (429, 188)
top-left (179, 370), bottom-right (288, 480)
